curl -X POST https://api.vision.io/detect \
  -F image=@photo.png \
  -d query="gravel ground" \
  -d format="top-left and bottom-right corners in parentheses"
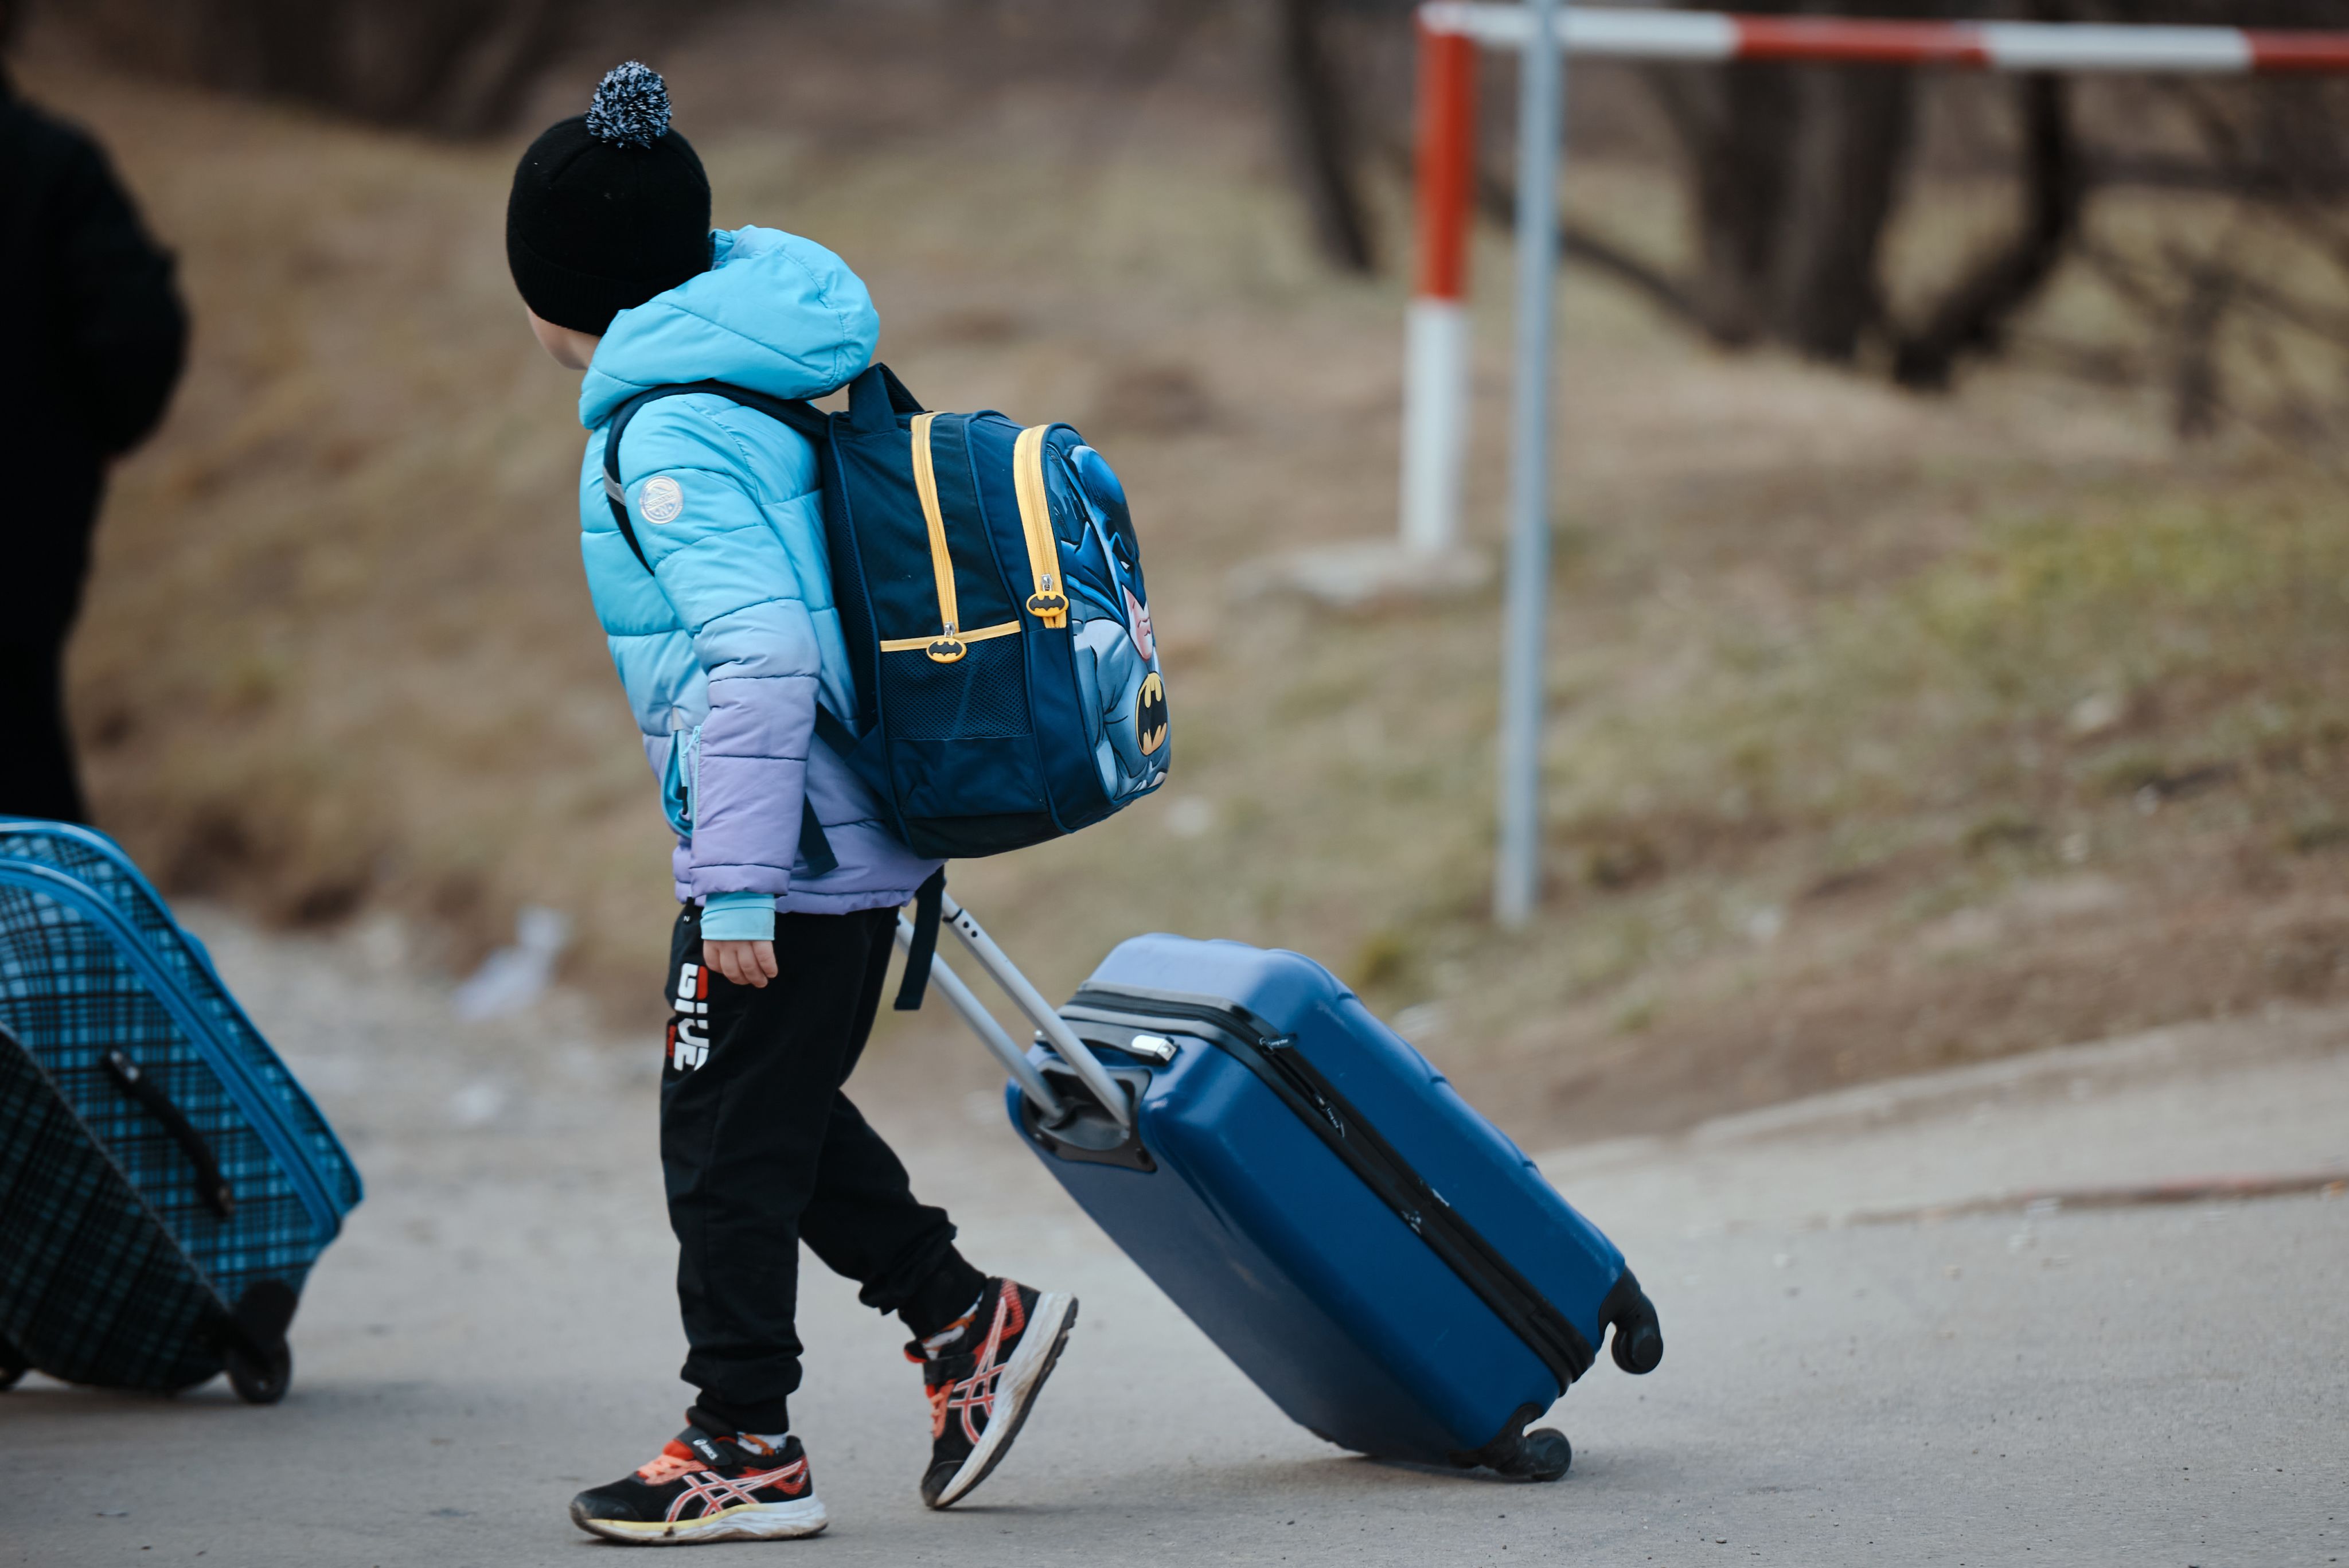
top-left (4, 909), bottom-right (2346, 1566)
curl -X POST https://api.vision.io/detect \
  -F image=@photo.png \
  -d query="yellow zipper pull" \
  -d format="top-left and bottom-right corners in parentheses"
top-left (1025, 571), bottom-right (1068, 626)
top-left (927, 621), bottom-right (967, 664)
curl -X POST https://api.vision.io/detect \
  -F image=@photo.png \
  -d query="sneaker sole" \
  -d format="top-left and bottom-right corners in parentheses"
top-left (570, 1495), bottom-right (829, 1544)
top-left (924, 1291), bottom-right (1078, 1510)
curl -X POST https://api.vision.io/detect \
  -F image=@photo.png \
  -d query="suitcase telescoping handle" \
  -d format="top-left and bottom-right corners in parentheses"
top-left (939, 893), bottom-right (1133, 1129)
top-left (892, 916), bottom-right (1067, 1122)
top-left (896, 894), bottom-right (1133, 1131)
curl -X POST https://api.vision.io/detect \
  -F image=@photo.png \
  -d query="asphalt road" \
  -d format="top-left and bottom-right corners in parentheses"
top-left (5, 914), bottom-right (2345, 1567)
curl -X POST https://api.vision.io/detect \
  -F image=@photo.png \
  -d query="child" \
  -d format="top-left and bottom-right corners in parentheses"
top-left (506, 63), bottom-right (1076, 1544)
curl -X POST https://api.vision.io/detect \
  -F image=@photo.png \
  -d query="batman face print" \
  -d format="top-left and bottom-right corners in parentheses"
top-left (1053, 438), bottom-right (1169, 802)
top-left (1123, 583), bottom-right (1154, 665)
top-left (1065, 446), bottom-right (1151, 654)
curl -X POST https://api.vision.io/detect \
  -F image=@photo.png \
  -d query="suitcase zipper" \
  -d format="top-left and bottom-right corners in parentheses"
top-left (1257, 1036), bottom-right (1348, 1138)
top-left (1064, 986), bottom-right (1596, 1390)
top-left (0, 863), bottom-right (343, 1241)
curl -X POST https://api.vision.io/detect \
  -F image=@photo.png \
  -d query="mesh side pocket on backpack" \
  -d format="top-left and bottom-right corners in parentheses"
top-left (879, 635), bottom-right (1032, 742)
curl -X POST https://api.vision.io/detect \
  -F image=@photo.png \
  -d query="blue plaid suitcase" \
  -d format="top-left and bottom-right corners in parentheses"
top-left (0, 820), bottom-right (361, 1403)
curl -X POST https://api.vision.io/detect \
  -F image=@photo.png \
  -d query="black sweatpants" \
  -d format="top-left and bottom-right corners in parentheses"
top-left (660, 903), bottom-right (985, 1435)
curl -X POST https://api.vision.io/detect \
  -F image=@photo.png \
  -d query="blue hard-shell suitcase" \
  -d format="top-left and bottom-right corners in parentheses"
top-left (0, 820), bottom-right (362, 1403)
top-left (999, 931), bottom-right (1663, 1477)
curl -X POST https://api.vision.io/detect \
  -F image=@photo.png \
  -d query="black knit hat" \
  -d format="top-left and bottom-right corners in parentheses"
top-left (507, 62), bottom-right (711, 335)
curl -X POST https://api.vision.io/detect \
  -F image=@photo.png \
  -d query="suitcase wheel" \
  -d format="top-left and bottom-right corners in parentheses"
top-left (1457, 1405), bottom-right (1573, 1482)
top-left (1609, 1290), bottom-right (1664, 1376)
top-left (0, 1333), bottom-right (27, 1391)
top-left (221, 1279), bottom-right (298, 1406)
top-left (225, 1336), bottom-right (291, 1406)
top-left (1490, 1426), bottom-right (1571, 1482)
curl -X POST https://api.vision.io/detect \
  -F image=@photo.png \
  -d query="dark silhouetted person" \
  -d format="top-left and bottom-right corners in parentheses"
top-left (0, 34), bottom-right (187, 823)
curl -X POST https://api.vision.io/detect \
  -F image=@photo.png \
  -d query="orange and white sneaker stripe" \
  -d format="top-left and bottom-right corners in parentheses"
top-left (914, 1278), bottom-right (1077, 1510)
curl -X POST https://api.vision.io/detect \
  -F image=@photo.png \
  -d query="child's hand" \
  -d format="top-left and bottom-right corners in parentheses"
top-left (704, 939), bottom-right (779, 989)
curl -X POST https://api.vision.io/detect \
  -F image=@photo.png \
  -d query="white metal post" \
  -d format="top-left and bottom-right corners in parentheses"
top-left (1493, 0), bottom-right (1563, 929)
top-left (1400, 301), bottom-right (1473, 555)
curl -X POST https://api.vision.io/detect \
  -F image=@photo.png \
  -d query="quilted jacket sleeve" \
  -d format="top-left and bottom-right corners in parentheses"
top-left (616, 402), bottom-right (819, 907)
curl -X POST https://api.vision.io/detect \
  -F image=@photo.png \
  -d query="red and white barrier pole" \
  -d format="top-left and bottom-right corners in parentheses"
top-left (1400, 17), bottom-right (1481, 557)
top-left (1418, 3), bottom-right (2349, 73)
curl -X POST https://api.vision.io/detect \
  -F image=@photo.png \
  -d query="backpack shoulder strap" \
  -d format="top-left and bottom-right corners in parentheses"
top-left (846, 361), bottom-right (924, 431)
top-left (892, 869), bottom-right (947, 1012)
top-left (810, 705), bottom-right (859, 758)
top-left (599, 380), bottom-right (831, 573)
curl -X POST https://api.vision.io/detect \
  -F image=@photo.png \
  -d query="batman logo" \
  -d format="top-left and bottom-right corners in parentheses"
top-left (1136, 672), bottom-right (1168, 757)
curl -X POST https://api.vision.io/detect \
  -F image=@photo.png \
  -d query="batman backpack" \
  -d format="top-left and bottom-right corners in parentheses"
top-left (601, 362), bottom-right (1171, 867)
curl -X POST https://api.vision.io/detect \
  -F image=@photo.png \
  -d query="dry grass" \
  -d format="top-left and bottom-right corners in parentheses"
top-left (46, 26), bottom-right (2349, 1147)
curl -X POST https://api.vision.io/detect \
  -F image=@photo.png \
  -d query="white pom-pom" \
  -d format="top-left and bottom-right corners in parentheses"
top-left (585, 61), bottom-right (671, 149)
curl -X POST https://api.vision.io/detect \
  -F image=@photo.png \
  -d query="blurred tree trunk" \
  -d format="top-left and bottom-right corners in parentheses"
top-left (1624, 0), bottom-right (2343, 426)
top-left (2069, 0), bottom-right (2349, 438)
top-left (1646, 55), bottom-right (1801, 346)
top-left (1891, 73), bottom-right (2085, 388)
top-left (1595, 0), bottom-right (2108, 388)
top-left (1771, 60), bottom-right (1916, 359)
top-left (1273, 0), bottom-right (1378, 274)
top-left (42, 0), bottom-right (582, 137)
top-left (1644, 0), bottom-right (1927, 362)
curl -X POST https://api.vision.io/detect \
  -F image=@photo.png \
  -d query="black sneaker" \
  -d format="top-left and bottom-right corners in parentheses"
top-left (911, 1277), bottom-right (1078, 1509)
top-left (569, 1424), bottom-right (828, 1544)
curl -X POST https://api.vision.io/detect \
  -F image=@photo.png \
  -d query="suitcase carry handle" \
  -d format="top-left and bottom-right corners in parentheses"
top-left (102, 1048), bottom-right (235, 1220)
top-left (914, 892), bottom-right (1134, 1131)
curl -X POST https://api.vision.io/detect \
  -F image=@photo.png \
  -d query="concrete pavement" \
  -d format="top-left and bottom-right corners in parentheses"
top-left (5, 913), bottom-right (2344, 1566)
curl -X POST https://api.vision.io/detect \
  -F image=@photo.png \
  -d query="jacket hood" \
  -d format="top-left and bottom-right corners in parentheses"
top-left (578, 225), bottom-right (878, 428)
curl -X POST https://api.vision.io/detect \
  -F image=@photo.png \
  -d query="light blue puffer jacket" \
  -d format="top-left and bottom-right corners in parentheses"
top-left (575, 225), bottom-right (941, 937)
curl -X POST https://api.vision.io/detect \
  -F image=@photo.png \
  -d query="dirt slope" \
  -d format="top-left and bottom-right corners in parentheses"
top-left (40, 14), bottom-right (2349, 1146)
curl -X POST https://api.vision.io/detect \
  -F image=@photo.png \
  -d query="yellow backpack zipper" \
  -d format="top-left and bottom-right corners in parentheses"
top-left (1012, 425), bottom-right (1069, 629)
top-left (908, 413), bottom-right (968, 662)
top-left (887, 414), bottom-right (1024, 664)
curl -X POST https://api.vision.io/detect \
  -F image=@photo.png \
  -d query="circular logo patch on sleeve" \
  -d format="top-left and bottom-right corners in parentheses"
top-left (639, 475), bottom-right (685, 525)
